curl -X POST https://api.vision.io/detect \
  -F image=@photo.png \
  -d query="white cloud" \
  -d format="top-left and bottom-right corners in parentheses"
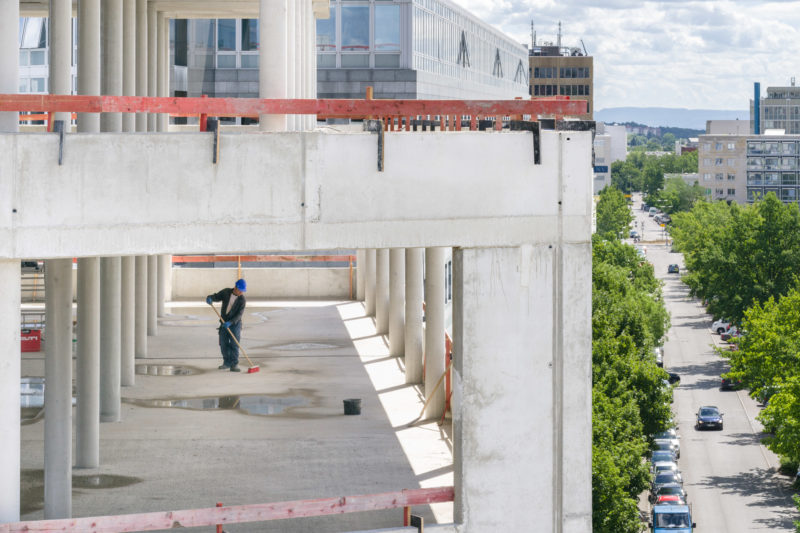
top-left (452, 0), bottom-right (800, 110)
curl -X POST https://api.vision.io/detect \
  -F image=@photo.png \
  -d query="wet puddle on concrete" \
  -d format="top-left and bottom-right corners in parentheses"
top-left (135, 364), bottom-right (200, 376)
top-left (270, 342), bottom-right (340, 351)
top-left (123, 394), bottom-right (308, 415)
top-left (21, 469), bottom-right (142, 514)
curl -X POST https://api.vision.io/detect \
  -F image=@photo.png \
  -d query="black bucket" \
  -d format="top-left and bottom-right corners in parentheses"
top-left (343, 398), bottom-right (361, 415)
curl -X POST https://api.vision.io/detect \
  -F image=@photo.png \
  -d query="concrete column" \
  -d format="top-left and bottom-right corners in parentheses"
top-left (157, 255), bottom-right (170, 317)
top-left (423, 247), bottom-right (446, 420)
top-left (75, 257), bottom-right (99, 468)
top-left (49, 0), bottom-right (72, 125)
top-left (100, 257), bottom-right (121, 423)
top-left (135, 0), bottom-right (148, 132)
top-left (120, 256), bottom-right (135, 386)
top-left (44, 259), bottom-right (73, 519)
top-left (77, 0), bottom-right (101, 133)
top-left (0, 2), bottom-right (19, 132)
top-left (375, 249), bottom-right (389, 334)
top-left (356, 249), bottom-right (366, 301)
top-left (389, 249), bottom-right (405, 357)
top-left (101, 0), bottom-right (123, 132)
top-left (122, 0), bottom-right (136, 132)
top-left (147, 4), bottom-right (157, 131)
top-left (364, 249), bottom-right (376, 316)
top-left (286, 0), bottom-right (296, 131)
top-left (295, 1), bottom-right (303, 130)
top-left (259, 0), bottom-right (287, 131)
top-left (156, 12), bottom-right (168, 132)
top-left (0, 260), bottom-right (21, 522)
top-left (451, 246), bottom-right (591, 531)
top-left (147, 255), bottom-right (158, 335)
top-left (404, 248), bottom-right (423, 384)
top-left (134, 255), bottom-right (147, 356)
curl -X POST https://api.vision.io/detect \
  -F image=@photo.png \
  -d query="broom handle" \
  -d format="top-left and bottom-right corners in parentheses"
top-left (209, 303), bottom-right (256, 367)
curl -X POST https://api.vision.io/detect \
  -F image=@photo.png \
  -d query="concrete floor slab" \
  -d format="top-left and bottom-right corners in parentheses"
top-left (20, 300), bottom-right (453, 532)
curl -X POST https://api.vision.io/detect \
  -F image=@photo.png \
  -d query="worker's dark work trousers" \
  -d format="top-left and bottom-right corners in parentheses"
top-left (218, 322), bottom-right (241, 367)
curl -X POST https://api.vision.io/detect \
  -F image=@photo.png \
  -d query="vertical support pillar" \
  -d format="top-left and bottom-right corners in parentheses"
top-left (423, 247), bottom-right (446, 419)
top-left (135, 0), bottom-right (148, 132)
top-left (101, 0), bottom-right (123, 132)
top-left (375, 249), bottom-right (389, 335)
top-left (286, 0), bottom-right (296, 131)
top-left (44, 259), bottom-right (73, 519)
top-left (259, 0), bottom-right (287, 131)
top-left (356, 249), bottom-right (366, 301)
top-left (75, 257), bottom-right (100, 468)
top-left (404, 248), bottom-right (423, 384)
top-left (147, 255), bottom-right (158, 336)
top-left (364, 249), bottom-right (376, 317)
top-left (389, 249), bottom-right (405, 357)
top-left (134, 255), bottom-right (148, 356)
top-left (157, 255), bottom-right (170, 317)
top-left (120, 256), bottom-right (135, 386)
top-left (147, 4), bottom-right (157, 131)
top-left (77, 0), bottom-right (101, 133)
top-left (0, 260), bottom-right (20, 522)
top-left (122, 0), bottom-right (136, 132)
top-left (100, 257), bottom-right (121, 423)
top-left (156, 12), bottom-right (168, 132)
top-left (49, 0), bottom-right (72, 125)
top-left (0, 1), bottom-right (19, 132)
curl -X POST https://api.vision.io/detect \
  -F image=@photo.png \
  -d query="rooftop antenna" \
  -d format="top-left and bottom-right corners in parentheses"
top-left (581, 39), bottom-right (588, 56)
top-left (792, 77), bottom-right (796, 87)
top-left (557, 21), bottom-right (562, 51)
top-left (531, 20), bottom-right (536, 48)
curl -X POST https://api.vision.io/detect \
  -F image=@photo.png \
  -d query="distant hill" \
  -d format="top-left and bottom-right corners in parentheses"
top-left (595, 107), bottom-right (749, 130)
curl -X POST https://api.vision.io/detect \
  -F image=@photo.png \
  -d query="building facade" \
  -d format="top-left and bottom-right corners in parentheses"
top-left (697, 134), bottom-right (747, 204)
top-left (750, 83), bottom-right (800, 134)
top-left (593, 123), bottom-right (626, 194)
top-left (746, 135), bottom-right (800, 203)
top-left (529, 44), bottom-right (593, 119)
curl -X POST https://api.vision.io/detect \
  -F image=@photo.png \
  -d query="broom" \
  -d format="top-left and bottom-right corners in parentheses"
top-left (209, 303), bottom-right (260, 374)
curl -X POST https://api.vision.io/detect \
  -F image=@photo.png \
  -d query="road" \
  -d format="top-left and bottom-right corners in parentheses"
top-left (632, 195), bottom-right (797, 531)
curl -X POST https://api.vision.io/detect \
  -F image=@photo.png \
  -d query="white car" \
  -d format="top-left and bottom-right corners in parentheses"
top-left (711, 319), bottom-right (731, 334)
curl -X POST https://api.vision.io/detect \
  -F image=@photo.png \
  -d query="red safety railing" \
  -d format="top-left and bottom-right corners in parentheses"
top-left (0, 486), bottom-right (454, 533)
top-left (0, 93), bottom-right (587, 132)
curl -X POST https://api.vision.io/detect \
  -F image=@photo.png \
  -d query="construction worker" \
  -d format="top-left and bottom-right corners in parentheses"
top-left (206, 279), bottom-right (247, 372)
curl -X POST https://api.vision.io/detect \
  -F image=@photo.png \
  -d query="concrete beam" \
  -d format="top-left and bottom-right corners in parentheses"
top-left (0, 260), bottom-right (20, 522)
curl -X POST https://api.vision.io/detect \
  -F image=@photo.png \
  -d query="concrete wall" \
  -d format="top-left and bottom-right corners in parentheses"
top-left (0, 129), bottom-right (589, 257)
top-left (171, 267), bottom-right (352, 299)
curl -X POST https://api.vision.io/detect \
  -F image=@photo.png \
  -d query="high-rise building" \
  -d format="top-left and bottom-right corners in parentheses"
top-left (528, 24), bottom-right (593, 120)
top-left (750, 80), bottom-right (800, 134)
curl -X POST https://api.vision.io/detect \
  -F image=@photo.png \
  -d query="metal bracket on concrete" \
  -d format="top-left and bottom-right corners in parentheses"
top-left (410, 514), bottom-right (424, 532)
top-left (363, 119), bottom-right (384, 172)
top-left (53, 120), bottom-right (65, 165)
top-left (208, 118), bottom-right (221, 164)
top-left (510, 120), bottom-right (541, 165)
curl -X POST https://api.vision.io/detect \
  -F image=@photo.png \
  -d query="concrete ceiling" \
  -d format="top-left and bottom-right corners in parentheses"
top-left (19, 0), bottom-right (329, 19)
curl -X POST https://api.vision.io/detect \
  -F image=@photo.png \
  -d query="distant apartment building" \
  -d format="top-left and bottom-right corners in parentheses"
top-left (746, 134), bottom-right (800, 204)
top-left (528, 41), bottom-right (593, 120)
top-left (698, 133), bottom-right (747, 204)
top-left (750, 81), bottom-right (800, 134)
top-left (593, 123), bottom-right (626, 194)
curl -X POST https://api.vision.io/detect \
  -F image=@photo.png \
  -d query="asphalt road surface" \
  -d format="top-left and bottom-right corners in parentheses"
top-left (632, 195), bottom-right (797, 532)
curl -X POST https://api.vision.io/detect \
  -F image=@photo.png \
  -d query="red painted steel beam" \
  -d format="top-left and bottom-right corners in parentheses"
top-left (172, 255), bottom-right (355, 263)
top-left (0, 486), bottom-right (455, 533)
top-left (0, 94), bottom-right (587, 118)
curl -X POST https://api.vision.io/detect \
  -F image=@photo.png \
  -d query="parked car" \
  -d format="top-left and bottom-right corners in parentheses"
top-left (652, 461), bottom-right (683, 483)
top-left (649, 207), bottom-right (659, 217)
top-left (654, 438), bottom-right (680, 459)
top-left (630, 229), bottom-right (640, 240)
top-left (651, 483), bottom-right (688, 504)
top-left (654, 347), bottom-right (664, 367)
top-left (667, 264), bottom-right (680, 274)
top-left (695, 406), bottom-right (724, 430)
top-left (650, 471), bottom-right (684, 502)
top-left (667, 372), bottom-right (681, 385)
top-left (660, 214), bottom-right (672, 224)
top-left (711, 319), bottom-right (731, 334)
top-left (650, 450), bottom-right (677, 469)
top-left (720, 377), bottom-right (743, 391)
top-left (721, 326), bottom-right (744, 342)
top-left (653, 429), bottom-right (680, 455)
top-left (654, 494), bottom-right (686, 505)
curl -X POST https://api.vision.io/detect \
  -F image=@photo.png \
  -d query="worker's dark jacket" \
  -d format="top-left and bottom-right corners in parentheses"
top-left (208, 288), bottom-right (246, 325)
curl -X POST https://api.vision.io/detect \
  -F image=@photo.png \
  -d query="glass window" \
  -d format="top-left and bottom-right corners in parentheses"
top-left (375, 53), bottom-right (400, 68)
top-left (19, 50), bottom-right (29, 66)
top-left (715, 173), bottom-right (724, 180)
top-left (375, 5), bottom-right (400, 51)
top-left (728, 173), bottom-right (736, 181)
top-left (317, 53), bottom-right (336, 68)
top-left (748, 172), bottom-right (763, 185)
top-left (782, 172), bottom-right (797, 185)
top-left (715, 158), bottom-right (723, 166)
top-left (715, 143), bottom-right (723, 151)
top-left (30, 78), bottom-right (45, 92)
top-left (341, 53), bottom-right (369, 68)
top-left (241, 19), bottom-right (258, 51)
top-left (342, 6), bottom-right (369, 51)
top-left (728, 189), bottom-right (736, 196)
top-left (19, 79), bottom-right (29, 93)
top-left (782, 188), bottom-right (797, 202)
top-left (217, 54), bottom-right (236, 68)
top-left (217, 19), bottom-right (236, 51)
top-left (30, 50), bottom-right (45, 66)
top-left (728, 143), bottom-right (735, 150)
top-left (194, 20), bottom-right (215, 50)
top-left (703, 143), bottom-right (711, 151)
top-left (240, 54), bottom-right (258, 68)
top-left (765, 172), bottom-right (780, 185)
top-left (316, 9), bottom-right (336, 51)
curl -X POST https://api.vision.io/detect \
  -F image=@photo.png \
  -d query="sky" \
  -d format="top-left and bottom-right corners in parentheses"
top-left (453, 0), bottom-right (800, 111)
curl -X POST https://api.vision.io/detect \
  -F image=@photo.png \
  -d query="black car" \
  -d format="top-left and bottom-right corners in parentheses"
top-left (652, 483), bottom-right (688, 504)
top-left (695, 405), bottom-right (723, 430)
top-left (720, 377), bottom-right (743, 391)
top-left (668, 264), bottom-right (680, 274)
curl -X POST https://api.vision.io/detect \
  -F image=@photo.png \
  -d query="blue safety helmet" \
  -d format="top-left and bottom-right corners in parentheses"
top-left (235, 279), bottom-right (247, 292)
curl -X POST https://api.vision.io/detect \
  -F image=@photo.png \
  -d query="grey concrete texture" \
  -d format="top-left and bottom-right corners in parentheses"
top-left (20, 300), bottom-right (454, 532)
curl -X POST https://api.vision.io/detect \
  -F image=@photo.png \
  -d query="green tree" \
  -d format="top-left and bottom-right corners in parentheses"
top-left (641, 159), bottom-right (665, 197)
top-left (661, 132), bottom-right (676, 151)
top-left (658, 176), bottom-right (705, 214)
top-left (611, 161), bottom-right (642, 193)
top-left (596, 187), bottom-right (633, 238)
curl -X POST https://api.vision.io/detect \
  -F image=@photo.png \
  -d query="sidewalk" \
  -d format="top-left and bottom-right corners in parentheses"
top-left (20, 300), bottom-right (453, 532)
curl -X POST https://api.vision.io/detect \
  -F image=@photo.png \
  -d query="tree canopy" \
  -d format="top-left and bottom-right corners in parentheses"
top-left (596, 187), bottom-right (633, 238)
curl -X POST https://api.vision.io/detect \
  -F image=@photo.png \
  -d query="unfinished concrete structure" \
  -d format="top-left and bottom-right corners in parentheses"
top-left (1, 1), bottom-right (592, 531)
